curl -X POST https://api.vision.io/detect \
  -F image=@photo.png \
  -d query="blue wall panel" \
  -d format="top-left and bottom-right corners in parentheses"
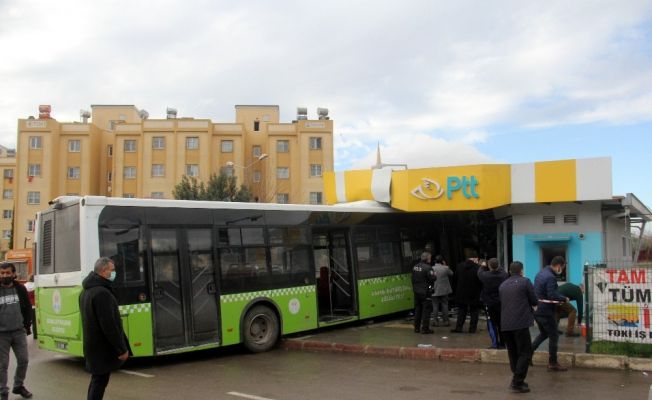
top-left (512, 232), bottom-right (603, 284)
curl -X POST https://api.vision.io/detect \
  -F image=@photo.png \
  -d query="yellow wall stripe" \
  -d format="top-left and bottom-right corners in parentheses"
top-left (534, 159), bottom-right (577, 203)
top-left (343, 170), bottom-right (373, 202)
top-left (323, 171), bottom-right (337, 205)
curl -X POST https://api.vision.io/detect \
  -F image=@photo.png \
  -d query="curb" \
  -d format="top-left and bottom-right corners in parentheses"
top-left (280, 339), bottom-right (651, 371)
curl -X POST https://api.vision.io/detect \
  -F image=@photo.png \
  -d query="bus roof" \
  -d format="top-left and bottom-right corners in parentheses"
top-left (47, 196), bottom-right (399, 214)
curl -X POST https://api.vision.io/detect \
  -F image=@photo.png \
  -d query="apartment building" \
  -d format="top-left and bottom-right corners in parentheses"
top-left (13, 104), bottom-right (333, 250)
top-left (0, 145), bottom-right (16, 254)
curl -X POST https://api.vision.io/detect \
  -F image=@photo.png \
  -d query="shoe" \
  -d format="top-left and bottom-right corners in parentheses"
top-left (12, 386), bottom-right (33, 399)
top-left (547, 363), bottom-right (568, 372)
top-left (496, 344), bottom-right (506, 349)
top-left (450, 328), bottom-right (463, 333)
top-left (565, 332), bottom-right (581, 337)
top-left (509, 383), bottom-right (530, 393)
top-left (421, 329), bottom-right (434, 334)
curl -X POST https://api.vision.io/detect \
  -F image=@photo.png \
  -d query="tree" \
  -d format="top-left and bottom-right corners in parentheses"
top-left (173, 172), bottom-right (252, 202)
top-left (172, 175), bottom-right (206, 200)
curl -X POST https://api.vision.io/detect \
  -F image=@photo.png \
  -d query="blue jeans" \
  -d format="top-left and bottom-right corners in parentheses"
top-left (532, 314), bottom-right (559, 364)
top-left (431, 295), bottom-right (449, 324)
top-left (0, 329), bottom-right (29, 396)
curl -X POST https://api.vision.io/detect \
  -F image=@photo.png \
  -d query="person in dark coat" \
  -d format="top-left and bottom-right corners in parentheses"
top-left (0, 263), bottom-right (32, 400)
top-left (499, 261), bottom-right (538, 393)
top-left (531, 256), bottom-right (569, 372)
top-left (451, 258), bottom-right (483, 333)
top-left (478, 258), bottom-right (508, 348)
top-left (80, 257), bottom-right (130, 400)
top-left (411, 252), bottom-right (435, 334)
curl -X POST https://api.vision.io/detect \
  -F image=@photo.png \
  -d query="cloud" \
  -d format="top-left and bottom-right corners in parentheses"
top-left (0, 0), bottom-right (651, 174)
top-left (346, 133), bottom-right (493, 170)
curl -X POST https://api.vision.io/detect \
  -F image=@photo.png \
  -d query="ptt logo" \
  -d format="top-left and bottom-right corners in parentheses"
top-left (411, 176), bottom-right (479, 201)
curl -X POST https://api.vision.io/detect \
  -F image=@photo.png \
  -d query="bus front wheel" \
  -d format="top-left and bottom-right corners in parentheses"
top-left (242, 305), bottom-right (279, 353)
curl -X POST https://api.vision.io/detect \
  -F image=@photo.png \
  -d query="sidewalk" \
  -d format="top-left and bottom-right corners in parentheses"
top-left (281, 316), bottom-right (652, 371)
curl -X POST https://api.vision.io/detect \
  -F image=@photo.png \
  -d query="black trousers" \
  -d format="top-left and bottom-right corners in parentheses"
top-left (455, 304), bottom-right (480, 332)
top-left (532, 314), bottom-right (560, 364)
top-left (87, 372), bottom-right (111, 400)
top-left (414, 293), bottom-right (433, 331)
top-left (503, 328), bottom-right (532, 386)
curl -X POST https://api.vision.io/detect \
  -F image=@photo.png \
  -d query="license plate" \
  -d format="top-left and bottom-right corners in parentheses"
top-left (55, 341), bottom-right (67, 351)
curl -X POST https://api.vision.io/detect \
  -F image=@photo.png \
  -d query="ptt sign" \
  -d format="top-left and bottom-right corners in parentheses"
top-left (411, 176), bottom-right (479, 201)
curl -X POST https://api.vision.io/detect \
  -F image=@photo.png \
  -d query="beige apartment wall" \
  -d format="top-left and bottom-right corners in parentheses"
top-left (0, 156), bottom-right (16, 253)
top-left (10, 104), bottom-right (334, 250)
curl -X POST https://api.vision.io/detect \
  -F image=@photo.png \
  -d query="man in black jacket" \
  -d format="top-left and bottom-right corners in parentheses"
top-left (411, 252), bottom-right (435, 334)
top-left (0, 262), bottom-right (32, 400)
top-left (478, 258), bottom-right (508, 348)
top-left (452, 258), bottom-right (483, 333)
top-left (80, 257), bottom-right (130, 400)
top-left (499, 261), bottom-right (538, 393)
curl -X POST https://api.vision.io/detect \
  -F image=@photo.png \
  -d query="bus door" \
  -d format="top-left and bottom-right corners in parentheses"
top-left (313, 229), bottom-right (356, 322)
top-left (150, 228), bottom-right (220, 353)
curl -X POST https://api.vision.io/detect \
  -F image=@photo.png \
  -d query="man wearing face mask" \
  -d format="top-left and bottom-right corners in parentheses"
top-left (0, 263), bottom-right (33, 400)
top-left (531, 256), bottom-right (569, 372)
top-left (80, 257), bottom-right (130, 400)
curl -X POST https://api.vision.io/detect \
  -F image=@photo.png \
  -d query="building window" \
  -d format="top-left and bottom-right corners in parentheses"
top-left (221, 140), bottom-right (233, 153)
top-left (152, 164), bottom-right (165, 177)
top-left (68, 139), bottom-right (81, 152)
top-left (2, 210), bottom-right (12, 219)
top-left (152, 137), bottom-right (165, 149)
top-left (186, 137), bottom-right (199, 150)
top-left (27, 191), bottom-right (40, 205)
top-left (224, 166), bottom-right (234, 177)
top-left (2, 190), bottom-right (12, 199)
top-left (277, 167), bottom-right (289, 179)
top-left (2, 230), bottom-right (10, 240)
top-left (67, 167), bottom-right (80, 179)
top-left (29, 136), bottom-right (42, 149)
top-left (253, 145), bottom-right (262, 157)
top-left (108, 145), bottom-right (113, 156)
top-left (26, 220), bottom-right (35, 232)
top-left (3, 169), bottom-right (13, 179)
top-left (309, 192), bottom-right (323, 205)
top-left (277, 140), bottom-right (289, 153)
top-left (124, 167), bottom-right (137, 179)
top-left (186, 164), bottom-right (199, 177)
top-left (276, 193), bottom-right (289, 204)
top-left (107, 171), bottom-right (112, 182)
top-left (151, 192), bottom-right (164, 199)
top-left (310, 137), bottom-right (322, 150)
top-left (124, 140), bottom-right (137, 152)
top-left (310, 164), bottom-right (322, 177)
top-left (253, 170), bottom-right (261, 183)
top-left (123, 193), bottom-right (135, 199)
top-left (254, 120), bottom-right (260, 131)
top-left (28, 164), bottom-right (41, 177)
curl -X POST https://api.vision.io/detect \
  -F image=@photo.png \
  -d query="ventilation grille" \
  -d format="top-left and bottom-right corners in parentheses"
top-left (564, 214), bottom-right (578, 224)
top-left (41, 220), bottom-right (52, 269)
top-left (543, 215), bottom-right (556, 224)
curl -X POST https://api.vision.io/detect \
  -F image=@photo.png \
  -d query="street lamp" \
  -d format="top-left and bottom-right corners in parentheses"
top-left (226, 154), bottom-right (269, 201)
top-left (226, 153), bottom-right (269, 169)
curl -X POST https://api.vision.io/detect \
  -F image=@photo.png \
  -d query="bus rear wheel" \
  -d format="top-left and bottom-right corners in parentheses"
top-left (242, 305), bottom-right (279, 353)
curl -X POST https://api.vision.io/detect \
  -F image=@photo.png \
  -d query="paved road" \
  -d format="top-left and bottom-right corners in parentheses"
top-left (8, 339), bottom-right (651, 399)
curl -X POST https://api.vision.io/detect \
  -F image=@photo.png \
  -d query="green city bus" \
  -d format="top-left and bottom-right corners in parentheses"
top-left (34, 196), bottom-right (432, 356)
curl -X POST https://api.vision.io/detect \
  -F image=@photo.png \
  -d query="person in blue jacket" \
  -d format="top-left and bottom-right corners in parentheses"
top-left (531, 256), bottom-right (569, 371)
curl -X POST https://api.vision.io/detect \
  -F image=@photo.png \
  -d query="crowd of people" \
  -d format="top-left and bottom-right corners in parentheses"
top-left (411, 252), bottom-right (583, 394)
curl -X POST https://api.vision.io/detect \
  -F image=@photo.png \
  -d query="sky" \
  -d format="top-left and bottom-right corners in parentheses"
top-left (1, 0), bottom-right (652, 209)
